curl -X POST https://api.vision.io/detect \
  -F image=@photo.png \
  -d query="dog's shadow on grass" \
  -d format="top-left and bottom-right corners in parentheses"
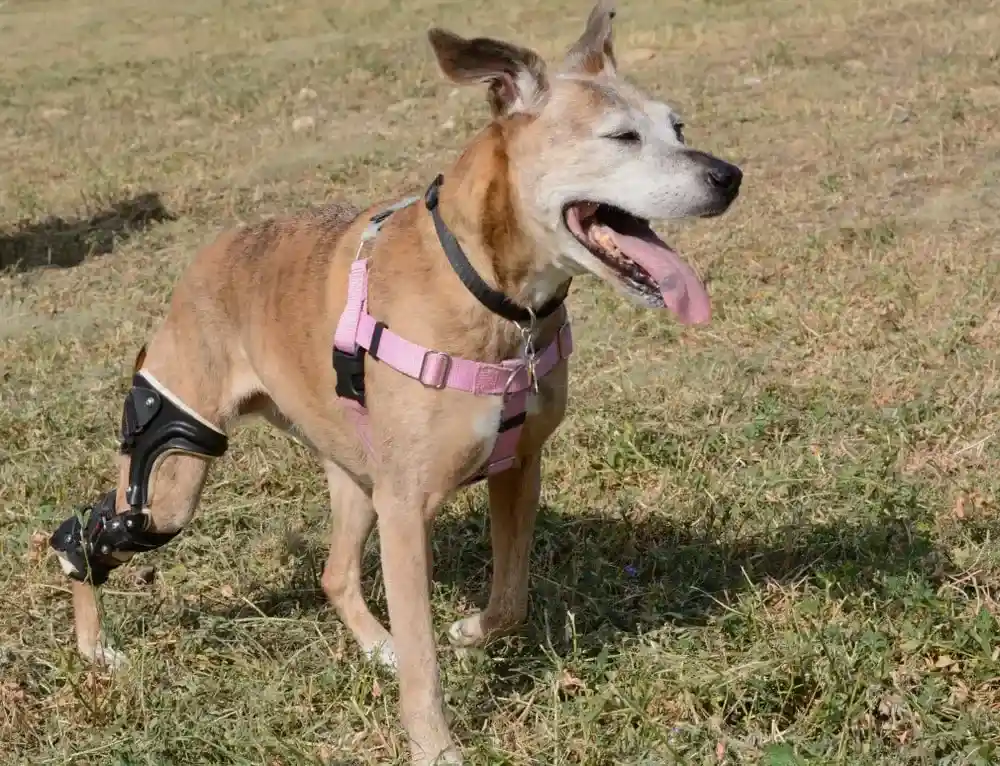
top-left (0, 191), bottom-right (175, 272)
top-left (226, 499), bottom-right (948, 660)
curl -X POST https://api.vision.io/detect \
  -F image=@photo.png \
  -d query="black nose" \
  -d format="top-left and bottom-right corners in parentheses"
top-left (707, 160), bottom-right (743, 195)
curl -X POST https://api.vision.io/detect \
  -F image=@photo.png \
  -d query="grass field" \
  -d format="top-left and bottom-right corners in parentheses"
top-left (2, 0), bottom-right (1000, 763)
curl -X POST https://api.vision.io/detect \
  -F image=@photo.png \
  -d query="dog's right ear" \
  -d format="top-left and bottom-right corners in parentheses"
top-left (428, 28), bottom-right (549, 118)
top-left (563, 0), bottom-right (617, 76)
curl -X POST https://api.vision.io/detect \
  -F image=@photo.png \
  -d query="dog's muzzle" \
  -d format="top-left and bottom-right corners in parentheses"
top-left (49, 371), bottom-right (229, 585)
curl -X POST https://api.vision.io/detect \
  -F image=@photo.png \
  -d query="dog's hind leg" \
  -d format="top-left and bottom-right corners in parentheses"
top-left (69, 438), bottom-right (214, 668)
top-left (243, 403), bottom-right (396, 667)
top-left (320, 461), bottom-right (397, 667)
top-left (52, 319), bottom-right (256, 669)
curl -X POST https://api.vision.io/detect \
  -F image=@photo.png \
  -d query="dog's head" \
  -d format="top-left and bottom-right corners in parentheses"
top-left (428, 0), bottom-right (742, 324)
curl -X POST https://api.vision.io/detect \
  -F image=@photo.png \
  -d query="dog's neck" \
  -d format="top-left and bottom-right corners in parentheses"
top-left (433, 120), bottom-right (566, 314)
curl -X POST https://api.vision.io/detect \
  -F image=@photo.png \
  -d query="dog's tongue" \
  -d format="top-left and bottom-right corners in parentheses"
top-left (598, 225), bottom-right (711, 324)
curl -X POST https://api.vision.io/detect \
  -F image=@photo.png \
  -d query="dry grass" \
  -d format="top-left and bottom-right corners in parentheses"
top-left (2, 0), bottom-right (1000, 763)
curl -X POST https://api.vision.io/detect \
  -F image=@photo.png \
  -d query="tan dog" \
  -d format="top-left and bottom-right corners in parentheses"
top-left (48, 2), bottom-right (742, 763)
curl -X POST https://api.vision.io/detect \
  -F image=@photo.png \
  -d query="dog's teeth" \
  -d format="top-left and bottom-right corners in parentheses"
top-left (590, 228), bottom-right (619, 253)
top-left (588, 226), bottom-right (657, 289)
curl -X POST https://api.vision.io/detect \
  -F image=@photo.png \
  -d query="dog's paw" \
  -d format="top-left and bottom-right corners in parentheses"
top-left (447, 615), bottom-right (486, 648)
top-left (430, 749), bottom-right (464, 765)
top-left (363, 638), bottom-right (397, 670)
top-left (414, 747), bottom-right (463, 766)
top-left (81, 641), bottom-right (129, 670)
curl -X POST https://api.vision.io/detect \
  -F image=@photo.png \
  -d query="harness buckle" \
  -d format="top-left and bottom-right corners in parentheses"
top-left (333, 347), bottom-right (368, 406)
top-left (418, 350), bottom-right (452, 389)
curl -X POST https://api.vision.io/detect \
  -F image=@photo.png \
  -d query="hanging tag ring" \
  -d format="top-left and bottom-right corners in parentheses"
top-left (518, 308), bottom-right (539, 393)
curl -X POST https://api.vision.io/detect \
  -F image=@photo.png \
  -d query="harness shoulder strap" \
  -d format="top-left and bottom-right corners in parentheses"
top-left (332, 195), bottom-right (420, 407)
top-left (333, 194), bottom-right (421, 354)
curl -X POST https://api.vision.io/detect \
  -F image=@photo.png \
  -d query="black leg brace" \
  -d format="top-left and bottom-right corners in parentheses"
top-left (49, 372), bottom-right (229, 585)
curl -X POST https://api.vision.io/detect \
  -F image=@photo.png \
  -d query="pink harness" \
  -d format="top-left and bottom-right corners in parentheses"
top-left (332, 193), bottom-right (574, 486)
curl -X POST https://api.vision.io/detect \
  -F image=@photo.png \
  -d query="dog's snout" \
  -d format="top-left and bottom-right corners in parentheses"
top-left (707, 161), bottom-right (742, 195)
top-left (686, 150), bottom-right (743, 200)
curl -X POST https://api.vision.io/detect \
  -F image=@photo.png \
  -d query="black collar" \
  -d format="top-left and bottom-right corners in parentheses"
top-left (423, 174), bottom-right (569, 325)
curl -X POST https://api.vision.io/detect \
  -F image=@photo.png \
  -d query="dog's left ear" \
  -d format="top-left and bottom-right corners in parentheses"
top-left (428, 28), bottom-right (549, 118)
top-left (563, 0), bottom-right (617, 76)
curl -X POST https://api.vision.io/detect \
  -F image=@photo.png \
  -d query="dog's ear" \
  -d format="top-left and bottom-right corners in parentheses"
top-left (563, 0), bottom-right (617, 76)
top-left (428, 28), bottom-right (549, 117)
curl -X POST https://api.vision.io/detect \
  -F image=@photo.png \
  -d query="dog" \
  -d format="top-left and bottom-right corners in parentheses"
top-left (47, 2), bottom-right (742, 763)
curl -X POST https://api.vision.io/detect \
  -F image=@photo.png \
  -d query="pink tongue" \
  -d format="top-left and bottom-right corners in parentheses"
top-left (604, 228), bottom-right (711, 324)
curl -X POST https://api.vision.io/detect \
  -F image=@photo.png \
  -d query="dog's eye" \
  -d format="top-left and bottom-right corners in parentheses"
top-left (606, 129), bottom-right (641, 145)
top-left (673, 122), bottom-right (685, 142)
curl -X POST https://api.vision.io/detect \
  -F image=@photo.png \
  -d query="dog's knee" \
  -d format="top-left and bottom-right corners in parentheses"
top-left (118, 369), bottom-right (228, 511)
top-left (49, 370), bottom-right (229, 586)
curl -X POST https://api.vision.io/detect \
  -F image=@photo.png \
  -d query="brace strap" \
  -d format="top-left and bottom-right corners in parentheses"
top-left (49, 490), bottom-right (180, 585)
top-left (120, 371), bottom-right (229, 511)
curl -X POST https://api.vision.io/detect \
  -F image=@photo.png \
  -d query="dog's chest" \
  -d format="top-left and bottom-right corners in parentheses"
top-left (471, 386), bottom-right (544, 433)
top-left (472, 398), bottom-right (505, 441)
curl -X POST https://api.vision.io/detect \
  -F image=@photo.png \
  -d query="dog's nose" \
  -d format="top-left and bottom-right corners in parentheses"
top-left (707, 161), bottom-right (743, 195)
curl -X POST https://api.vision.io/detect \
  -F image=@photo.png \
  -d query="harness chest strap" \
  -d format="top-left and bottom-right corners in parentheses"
top-left (332, 198), bottom-right (573, 482)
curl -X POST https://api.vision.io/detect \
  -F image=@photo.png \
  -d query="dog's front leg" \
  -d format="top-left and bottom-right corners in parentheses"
top-left (448, 453), bottom-right (541, 648)
top-left (374, 483), bottom-right (461, 765)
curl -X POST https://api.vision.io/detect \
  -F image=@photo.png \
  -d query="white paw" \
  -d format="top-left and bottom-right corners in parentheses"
top-left (82, 642), bottom-right (129, 670)
top-left (54, 550), bottom-right (81, 578)
top-left (447, 615), bottom-right (484, 648)
top-left (362, 638), bottom-right (397, 670)
top-left (414, 746), bottom-right (464, 766)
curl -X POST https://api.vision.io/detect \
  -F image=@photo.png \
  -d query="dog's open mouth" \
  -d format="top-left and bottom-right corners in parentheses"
top-left (563, 202), bottom-right (711, 324)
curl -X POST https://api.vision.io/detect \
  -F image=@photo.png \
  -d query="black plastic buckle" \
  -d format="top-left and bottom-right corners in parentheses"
top-left (333, 347), bottom-right (367, 407)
